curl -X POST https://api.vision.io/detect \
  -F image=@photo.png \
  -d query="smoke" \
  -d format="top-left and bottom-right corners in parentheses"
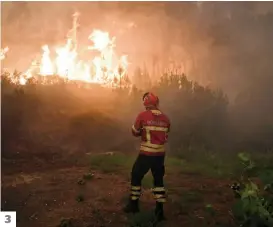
top-left (2, 2), bottom-right (273, 98)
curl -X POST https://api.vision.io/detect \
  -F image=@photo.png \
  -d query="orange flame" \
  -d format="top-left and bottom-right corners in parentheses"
top-left (9, 14), bottom-right (129, 87)
top-left (0, 47), bottom-right (9, 61)
top-left (40, 45), bottom-right (54, 75)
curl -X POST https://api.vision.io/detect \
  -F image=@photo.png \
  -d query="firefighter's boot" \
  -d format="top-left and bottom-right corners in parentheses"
top-left (123, 199), bottom-right (140, 213)
top-left (155, 202), bottom-right (166, 221)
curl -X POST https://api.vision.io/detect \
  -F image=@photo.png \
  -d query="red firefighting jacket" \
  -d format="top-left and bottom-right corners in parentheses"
top-left (132, 108), bottom-right (170, 156)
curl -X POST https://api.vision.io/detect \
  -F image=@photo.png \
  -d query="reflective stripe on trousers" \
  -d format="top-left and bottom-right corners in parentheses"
top-left (153, 187), bottom-right (166, 203)
top-left (130, 185), bottom-right (141, 200)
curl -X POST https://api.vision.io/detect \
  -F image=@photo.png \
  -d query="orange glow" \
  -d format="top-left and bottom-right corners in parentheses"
top-left (0, 47), bottom-right (9, 61)
top-left (7, 13), bottom-right (129, 88)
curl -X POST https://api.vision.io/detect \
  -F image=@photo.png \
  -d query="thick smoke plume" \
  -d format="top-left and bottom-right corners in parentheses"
top-left (1, 2), bottom-right (273, 152)
top-left (2, 2), bottom-right (273, 96)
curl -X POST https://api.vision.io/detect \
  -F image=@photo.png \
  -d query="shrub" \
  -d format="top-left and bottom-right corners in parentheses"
top-left (231, 153), bottom-right (273, 227)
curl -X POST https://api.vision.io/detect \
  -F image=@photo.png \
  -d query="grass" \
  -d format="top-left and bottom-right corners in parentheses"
top-left (173, 151), bottom-right (241, 178)
top-left (89, 153), bottom-right (163, 188)
top-left (89, 153), bottom-right (135, 173)
top-left (88, 151), bottom-right (273, 179)
top-left (86, 150), bottom-right (272, 226)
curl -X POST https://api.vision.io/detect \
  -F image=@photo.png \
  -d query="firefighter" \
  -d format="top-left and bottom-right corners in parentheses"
top-left (123, 92), bottom-right (171, 221)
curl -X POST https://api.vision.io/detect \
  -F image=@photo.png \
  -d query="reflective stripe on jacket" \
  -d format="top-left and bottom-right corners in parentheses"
top-left (131, 109), bottom-right (170, 156)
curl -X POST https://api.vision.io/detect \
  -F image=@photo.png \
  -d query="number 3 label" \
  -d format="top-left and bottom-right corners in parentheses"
top-left (0, 212), bottom-right (16, 227)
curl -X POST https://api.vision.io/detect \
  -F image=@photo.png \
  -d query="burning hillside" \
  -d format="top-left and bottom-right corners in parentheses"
top-left (1, 12), bottom-right (130, 88)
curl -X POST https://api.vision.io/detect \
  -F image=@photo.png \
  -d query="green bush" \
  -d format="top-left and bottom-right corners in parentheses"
top-left (231, 153), bottom-right (273, 227)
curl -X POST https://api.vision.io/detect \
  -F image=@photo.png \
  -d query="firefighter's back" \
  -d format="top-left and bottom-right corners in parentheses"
top-left (140, 109), bottom-right (170, 156)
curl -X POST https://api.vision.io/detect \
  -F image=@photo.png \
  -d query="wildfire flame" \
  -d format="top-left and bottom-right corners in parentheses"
top-left (0, 47), bottom-right (9, 61)
top-left (6, 13), bottom-right (129, 87)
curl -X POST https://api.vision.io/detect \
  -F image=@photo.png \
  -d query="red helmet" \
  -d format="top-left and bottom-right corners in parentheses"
top-left (143, 92), bottom-right (159, 108)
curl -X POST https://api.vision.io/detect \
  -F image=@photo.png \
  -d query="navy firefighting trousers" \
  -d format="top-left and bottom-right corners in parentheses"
top-left (130, 154), bottom-right (166, 203)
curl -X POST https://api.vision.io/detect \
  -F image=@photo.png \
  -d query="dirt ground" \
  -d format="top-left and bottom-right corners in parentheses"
top-left (1, 147), bottom-right (236, 227)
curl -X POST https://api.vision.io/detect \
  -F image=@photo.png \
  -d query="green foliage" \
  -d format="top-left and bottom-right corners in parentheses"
top-left (231, 153), bottom-right (273, 227)
top-left (89, 153), bottom-right (135, 173)
top-left (172, 150), bottom-right (241, 178)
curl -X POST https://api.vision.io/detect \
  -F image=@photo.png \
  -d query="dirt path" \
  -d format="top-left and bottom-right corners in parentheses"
top-left (2, 166), bottom-right (129, 227)
top-left (1, 153), bottom-right (235, 227)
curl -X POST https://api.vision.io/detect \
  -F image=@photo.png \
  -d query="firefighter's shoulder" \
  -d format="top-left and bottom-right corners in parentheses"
top-left (139, 110), bottom-right (150, 115)
top-left (136, 111), bottom-right (147, 119)
top-left (136, 110), bottom-right (152, 120)
top-left (160, 111), bottom-right (171, 123)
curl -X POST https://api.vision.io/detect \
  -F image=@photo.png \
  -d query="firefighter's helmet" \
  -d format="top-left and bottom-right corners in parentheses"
top-left (143, 92), bottom-right (159, 108)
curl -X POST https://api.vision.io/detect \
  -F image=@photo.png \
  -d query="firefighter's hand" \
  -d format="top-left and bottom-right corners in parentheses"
top-left (135, 128), bottom-right (143, 137)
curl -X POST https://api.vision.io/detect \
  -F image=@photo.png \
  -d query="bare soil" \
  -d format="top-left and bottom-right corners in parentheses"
top-left (1, 148), bottom-right (236, 227)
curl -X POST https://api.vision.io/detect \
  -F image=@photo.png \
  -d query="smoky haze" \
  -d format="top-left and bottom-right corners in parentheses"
top-left (2, 1), bottom-right (273, 98)
top-left (1, 2), bottom-right (273, 158)
top-left (2, 4), bottom-right (273, 225)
